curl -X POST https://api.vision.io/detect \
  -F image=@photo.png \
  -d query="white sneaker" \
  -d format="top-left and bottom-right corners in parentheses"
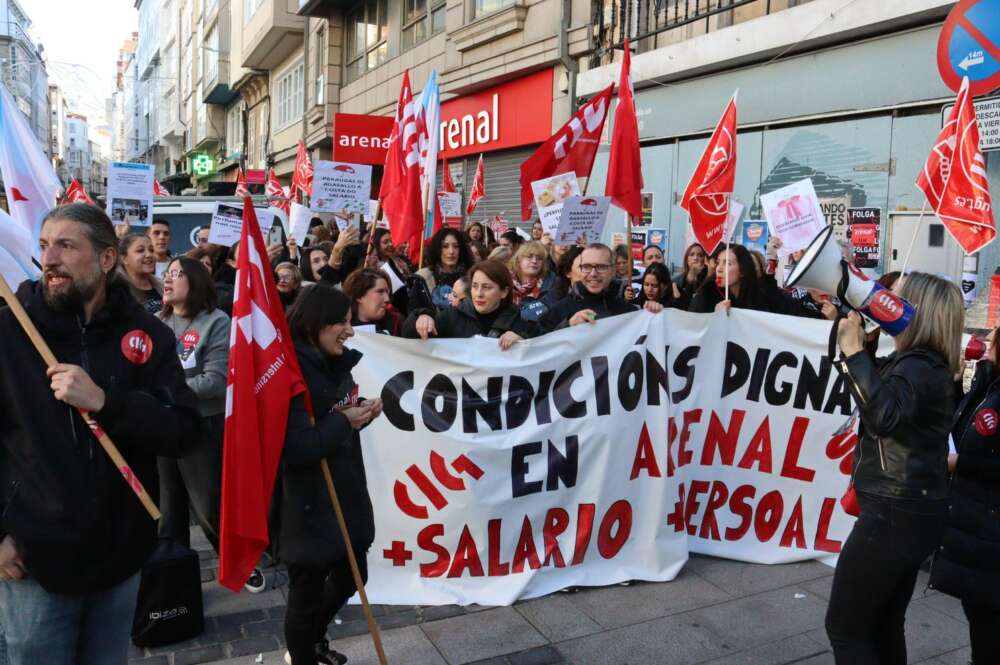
top-left (244, 567), bottom-right (266, 593)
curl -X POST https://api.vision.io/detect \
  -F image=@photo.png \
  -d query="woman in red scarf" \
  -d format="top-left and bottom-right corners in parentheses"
top-left (508, 241), bottom-right (555, 322)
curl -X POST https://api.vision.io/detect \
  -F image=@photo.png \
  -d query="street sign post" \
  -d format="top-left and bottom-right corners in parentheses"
top-left (937, 0), bottom-right (1000, 97)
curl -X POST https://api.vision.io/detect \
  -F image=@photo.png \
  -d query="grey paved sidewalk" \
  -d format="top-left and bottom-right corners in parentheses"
top-left (129, 530), bottom-right (972, 665)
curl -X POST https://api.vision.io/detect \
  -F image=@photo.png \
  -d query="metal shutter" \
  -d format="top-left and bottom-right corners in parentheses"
top-left (446, 146), bottom-right (539, 231)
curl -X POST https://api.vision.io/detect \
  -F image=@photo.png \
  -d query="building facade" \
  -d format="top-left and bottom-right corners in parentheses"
top-left (0, 0), bottom-right (49, 154)
top-left (577, 0), bottom-right (1000, 287)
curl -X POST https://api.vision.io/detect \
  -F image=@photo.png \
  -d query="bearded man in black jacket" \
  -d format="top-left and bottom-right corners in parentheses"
top-left (0, 203), bottom-right (201, 665)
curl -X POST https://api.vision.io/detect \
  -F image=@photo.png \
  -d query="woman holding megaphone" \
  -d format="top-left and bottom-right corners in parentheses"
top-left (825, 272), bottom-right (963, 665)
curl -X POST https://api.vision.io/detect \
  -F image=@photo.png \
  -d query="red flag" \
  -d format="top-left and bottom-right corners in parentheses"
top-left (218, 198), bottom-right (308, 591)
top-left (153, 179), bottom-right (169, 197)
top-left (466, 155), bottom-right (485, 216)
top-left (680, 92), bottom-right (738, 255)
top-left (60, 179), bottom-right (94, 205)
top-left (441, 156), bottom-right (456, 193)
top-left (266, 169), bottom-right (290, 216)
top-left (291, 140), bottom-right (314, 197)
top-left (519, 85), bottom-right (613, 221)
top-left (487, 214), bottom-right (508, 238)
top-left (605, 40), bottom-right (644, 219)
top-left (917, 77), bottom-right (996, 255)
top-left (235, 168), bottom-right (250, 197)
top-left (381, 71), bottom-right (424, 262)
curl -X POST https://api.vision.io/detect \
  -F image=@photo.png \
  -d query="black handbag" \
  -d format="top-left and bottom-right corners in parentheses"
top-left (131, 538), bottom-right (205, 647)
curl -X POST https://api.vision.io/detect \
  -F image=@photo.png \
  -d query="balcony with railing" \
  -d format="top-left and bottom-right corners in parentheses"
top-left (589, 0), bottom-right (814, 67)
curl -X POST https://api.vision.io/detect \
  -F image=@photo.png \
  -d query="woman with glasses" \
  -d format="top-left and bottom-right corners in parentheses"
top-left (118, 232), bottom-right (163, 314)
top-left (509, 241), bottom-right (555, 322)
top-left (155, 258), bottom-right (267, 589)
top-left (275, 262), bottom-right (303, 310)
top-left (404, 259), bottom-right (537, 349)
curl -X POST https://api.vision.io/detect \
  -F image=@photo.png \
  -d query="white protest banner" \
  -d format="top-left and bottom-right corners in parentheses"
top-left (532, 173), bottom-right (581, 235)
top-left (438, 191), bottom-right (462, 229)
top-left (312, 161), bottom-right (372, 214)
top-left (208, 202), bottom-right (277, 247)
top-left (350, 309), bottom-right (857, 605)
top-left (288, 202), bottom-right (313, 245)
top-left (554, 196), bottom-right (611, 245)
top-left (379, 260), bottom-right (405, 294)
top-left (107, 162), bottom-right (155, 227)
top-left (761, 179), bottom-right (828, 257)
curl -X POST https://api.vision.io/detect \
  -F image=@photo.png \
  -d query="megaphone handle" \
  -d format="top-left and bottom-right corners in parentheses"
top-left (828, 262), bottom-right (851, 362)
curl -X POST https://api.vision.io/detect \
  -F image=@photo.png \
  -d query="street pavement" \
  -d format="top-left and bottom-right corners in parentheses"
top-left (128, 528), bottom-right (972, 665)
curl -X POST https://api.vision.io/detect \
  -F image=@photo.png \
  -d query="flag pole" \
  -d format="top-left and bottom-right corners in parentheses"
top-left (724, 195), bottom-right (731, 303)
top-left (418, 180), bottom-right (431, 268)
top-left (0, 272), bottom-right (161, 520)
top-left (900, 200), bottom-right (928, 277)
top-left (365, 199), bottom-right (383, 266)
top-left (320, 459), bottom-right (390, 665)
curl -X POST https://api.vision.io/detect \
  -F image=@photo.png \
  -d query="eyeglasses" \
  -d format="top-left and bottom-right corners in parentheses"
top-left (580, 263), bottom-right (612, 274)
top-left (277, 274), bottom-right (295, 283)
top-left (163, 270), bottom-right (185, 280)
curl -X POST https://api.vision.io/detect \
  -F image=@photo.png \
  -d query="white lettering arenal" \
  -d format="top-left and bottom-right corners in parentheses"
top-left (438, 94), bottom-right (500, 152)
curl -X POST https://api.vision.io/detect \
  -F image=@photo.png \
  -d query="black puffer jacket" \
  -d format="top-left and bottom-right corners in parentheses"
top-left (276, 343), bottom-right (374, 566)
top-left (930, 360), bottom-right (1000, 608)
top-left (838, 348), bottom-right (954, 500)
top-left (403, 299), bottom-right (538, 340)
top-left (538, 280), bottom-right (638, 332)
top-left (0, 279), bottom-right (202, 593)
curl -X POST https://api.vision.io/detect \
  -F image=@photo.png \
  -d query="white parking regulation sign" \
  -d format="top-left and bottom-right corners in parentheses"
top-left (942, 95), bottom-right (1000, 152)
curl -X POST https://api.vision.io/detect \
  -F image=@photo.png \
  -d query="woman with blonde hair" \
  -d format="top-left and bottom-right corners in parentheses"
top-left (508, 241), bottom-right (554, 321)
top-left (118, 232), bottom-right (163, 313)
top-left (826, 272), bottom-right (963, 664)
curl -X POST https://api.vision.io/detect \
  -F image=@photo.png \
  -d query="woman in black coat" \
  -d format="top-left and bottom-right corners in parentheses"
top-left (403, 259), bottom-right (538, 349)
top-left (279, 283), bottom-right (384, 665)
top-left (826, 272), bottom-right (964, 664)
top-left (930, 328), bottom-right (1000, 662)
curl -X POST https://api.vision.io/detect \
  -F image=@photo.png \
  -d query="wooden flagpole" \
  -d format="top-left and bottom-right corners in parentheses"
top-left (0, 273), bottom-right (161, 520)
top-left (319, 459), bottom-right (390, 665)
top-left (418, 180), bottom-right (432, 269)
top-left (899, 200), bottom-right (928, 278)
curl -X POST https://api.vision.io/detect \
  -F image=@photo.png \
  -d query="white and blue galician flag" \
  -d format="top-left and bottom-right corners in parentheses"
top-left (0, 84), bottom-right (60, 287)
top-left (416, 69), bottom-right (441, 240)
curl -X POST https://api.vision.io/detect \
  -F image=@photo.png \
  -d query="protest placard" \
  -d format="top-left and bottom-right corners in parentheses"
top-left (106, 162), bottom-right (155, 227)
top-left (437, 191), bottom-right (462, 229)
top-left (847, 207), bottom-right (880, 270)
top-left (741, 220), bottom-right (770, 255)
top-left (288, 202), bottom-right (313, 245)
top-left (532, 173), bottom-right (581, 235)
top-left (312, 161), bottom-right (372, 214)
top-left (208, 202), bottom-right (277, 247)
top-left (761, 179), bottom-right (828, 257)
top-left (554, 196), bottom-right (611, 245)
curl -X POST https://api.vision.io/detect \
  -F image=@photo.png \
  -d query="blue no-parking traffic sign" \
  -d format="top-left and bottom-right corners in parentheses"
top-left (937, 0), bottom-right (1000, 97)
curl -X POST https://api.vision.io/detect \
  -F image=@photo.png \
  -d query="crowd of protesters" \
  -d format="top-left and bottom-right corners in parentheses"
top-left (0, 202), bottom-right (996, 665)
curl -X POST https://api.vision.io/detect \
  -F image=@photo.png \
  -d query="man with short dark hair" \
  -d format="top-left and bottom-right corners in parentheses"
top-left (148, 218), bottom-right (171, 278)
top-left (195, 224), bottom-right (211, 247)
top-left (540, 243), bottom-right (662, 331)
top-left (0, 203), bottom-right (202, 664)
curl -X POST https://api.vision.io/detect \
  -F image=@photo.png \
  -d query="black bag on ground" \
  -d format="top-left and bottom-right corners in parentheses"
top-left (131, 538), bottom-right (205, 647)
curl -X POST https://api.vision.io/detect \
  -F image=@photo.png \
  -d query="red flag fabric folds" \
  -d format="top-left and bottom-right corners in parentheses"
top-left (218, 198), bottom-right (308, 591)
top-left (519, 85), bottom-right (613, 221)
top-left (234, 168), bottom-right (250, 198)
top-left (466, 155), bottom-right (485, 216)
top-left (605, 40), bottom-right (644, 219)
top-left (680, 93), bottom-right (738, 255)
top-left (380, 71), bottom-right (424, 263)
top-left (61, 179), bottom-right (94, 205)
top-left (153, 179), bottom-right (169, 197)
top-left (917, 77), bottom-right (996, 255)
top-left (266, 169), bottom-right (290, 216)
top-left (292, 140), bottom-right (314, 198)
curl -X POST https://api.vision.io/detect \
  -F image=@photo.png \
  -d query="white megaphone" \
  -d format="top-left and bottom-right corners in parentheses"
top-left (786, 226), bottom-right (915, 336)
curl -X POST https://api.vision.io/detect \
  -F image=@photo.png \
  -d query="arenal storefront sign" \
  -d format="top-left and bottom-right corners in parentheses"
top-left (332, 68), bottom-right (555, 164)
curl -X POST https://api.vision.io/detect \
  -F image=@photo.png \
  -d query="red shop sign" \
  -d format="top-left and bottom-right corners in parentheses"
top-left (439, 69), bottom-right (554, 158)
top-left (333, 113), bottom-right (395, 165)
top-left (245, 169), bottom-right (266, 185)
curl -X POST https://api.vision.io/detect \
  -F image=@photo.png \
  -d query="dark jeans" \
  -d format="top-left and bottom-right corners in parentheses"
top-left (825, 492), bottom-right (947, 665)
top-left (963, 601), bottom-right (1000, 664)
top-left (158, 414), bottom-right (223, 551)
top-left (285, 553), bottom-right (367, 665)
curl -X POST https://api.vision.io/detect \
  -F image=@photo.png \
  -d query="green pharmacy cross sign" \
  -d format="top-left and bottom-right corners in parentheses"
top-left (192, 153), bottom-right (215, 176)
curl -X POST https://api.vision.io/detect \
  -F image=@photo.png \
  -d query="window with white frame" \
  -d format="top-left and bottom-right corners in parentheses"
top-left (313, 27), bottom-right (325, 106)
top-left (344, 0), bottom-right (387, 83)
top-left (275, 60), bottom-right (304, 130)
top-left (226, 103), bottom-right (241, 158)
top-left (244, 0), bottom-right (263, 23)
top-left (402, 0), bottom-right (444, 50)
top-left (205, 27), bottom-right (218, 83)
top-left (475, 0), bottom-right (513, 16)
